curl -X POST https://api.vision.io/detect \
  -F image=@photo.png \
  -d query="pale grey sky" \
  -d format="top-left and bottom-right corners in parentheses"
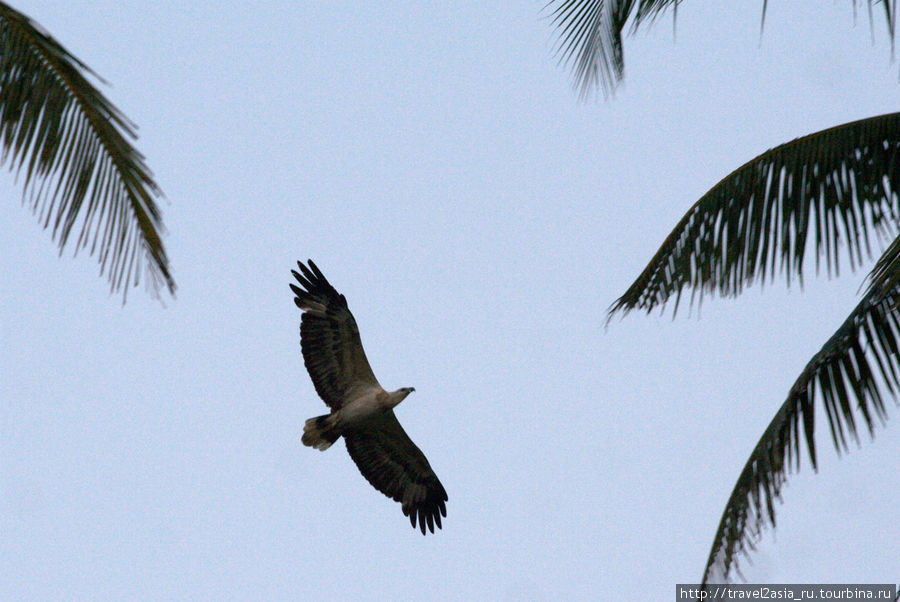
top-left (2, 2), bottom-right (899, 599)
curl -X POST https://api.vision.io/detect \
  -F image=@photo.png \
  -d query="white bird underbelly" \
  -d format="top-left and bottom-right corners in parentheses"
top-left (336, 387), bottom-right (387, 428)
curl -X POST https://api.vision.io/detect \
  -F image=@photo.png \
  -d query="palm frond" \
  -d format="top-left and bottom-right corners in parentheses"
top-left (609, 112), bottom-right (900, 319)
top-left (546, 0), bottom-right (648, 98)
top-left (547, 1), bottom-right (894, 98)
top-left (0, 2), bottom-right (174, 300)
top-left (700, 281), bottom-right (900, 585)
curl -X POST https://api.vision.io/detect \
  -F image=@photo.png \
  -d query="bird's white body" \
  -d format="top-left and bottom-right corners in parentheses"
top-left (334, 386), bottom-right (390, 428)
top-left (302, 387), bottom-right (414, 450)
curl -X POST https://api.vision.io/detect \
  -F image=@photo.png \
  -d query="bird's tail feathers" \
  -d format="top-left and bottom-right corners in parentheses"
top-left (302, 414), bottom-right (341, 451)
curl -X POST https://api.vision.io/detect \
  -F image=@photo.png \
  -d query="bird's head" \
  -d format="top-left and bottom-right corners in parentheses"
top-left (389, 387), bottom-right (415, 407)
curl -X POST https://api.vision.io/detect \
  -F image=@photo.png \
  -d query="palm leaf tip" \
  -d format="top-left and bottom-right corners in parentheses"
top-left (546, 0), bottom-right (693, 98)
top-left (700, 283), bottom-right (900, 585)
top-left (0, 2), bottom-right (174, 300)
top-left (546, 0), bottom-right (633, 99)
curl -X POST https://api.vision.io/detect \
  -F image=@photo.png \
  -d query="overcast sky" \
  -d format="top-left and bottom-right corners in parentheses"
top-left (2, 2), bottom-right (899, 599)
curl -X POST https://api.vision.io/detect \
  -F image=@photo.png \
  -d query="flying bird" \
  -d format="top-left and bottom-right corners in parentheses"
top-left (290, 259), bottom-right (448, 534)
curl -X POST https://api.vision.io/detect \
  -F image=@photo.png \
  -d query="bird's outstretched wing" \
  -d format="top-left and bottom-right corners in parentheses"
top-left (290, 260), bottom-right (379, 410)
top-left (344, 411), bottom-right (448, 534)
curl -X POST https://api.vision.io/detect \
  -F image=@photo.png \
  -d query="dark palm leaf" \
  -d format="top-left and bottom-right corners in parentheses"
top-left (700, 280), bottom-right (900, 585)
top-left (610, 112), bottom-right (900, 319)
top-left (0, 2), bottom-right (173, 300)
top-left (547, 0), bottom-right (894, 98)
top-left (547, 0), bottom-right (672, 98)
top-left (547, 0), bottom-right (627, 98)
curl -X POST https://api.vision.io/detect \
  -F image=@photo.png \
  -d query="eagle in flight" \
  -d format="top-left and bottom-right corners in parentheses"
top-left (290, 260), bottom-right (448, 534)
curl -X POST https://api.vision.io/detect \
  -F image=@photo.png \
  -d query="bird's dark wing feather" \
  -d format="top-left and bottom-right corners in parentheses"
top-left (290, 259), bottom-right (379, 410)
top-left (344, 411), bottom-right (448, 534)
